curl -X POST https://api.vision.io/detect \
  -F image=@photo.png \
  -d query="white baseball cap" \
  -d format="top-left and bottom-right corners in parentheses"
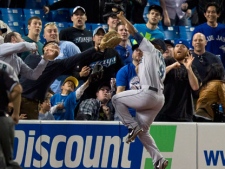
top-left (73, 6), bottom-right (86, 14)
top-left (93, 26), bottom-right (106, 36)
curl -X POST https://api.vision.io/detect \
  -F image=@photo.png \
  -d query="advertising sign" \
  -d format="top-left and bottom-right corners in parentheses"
top-left (198, 124), bottom-right (225, 169)
top-left (14, 121), bottom-right (196, 169)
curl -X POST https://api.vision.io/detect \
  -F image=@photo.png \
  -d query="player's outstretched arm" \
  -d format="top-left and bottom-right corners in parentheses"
top-left (117, 12), bottom-right (137, 36)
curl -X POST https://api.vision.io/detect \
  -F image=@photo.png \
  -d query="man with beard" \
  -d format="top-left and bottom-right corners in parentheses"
top-left (155, 39), bottom-right (200, 122)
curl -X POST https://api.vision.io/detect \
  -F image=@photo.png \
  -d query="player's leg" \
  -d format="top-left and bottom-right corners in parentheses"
top-left (136, 94), bottom-right (168, 169)
top-left (112, 89), bottom-right (144, 129)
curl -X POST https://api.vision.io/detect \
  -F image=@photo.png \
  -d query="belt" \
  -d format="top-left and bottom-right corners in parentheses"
top-left (141, 85), bottom-right (158, 92)
top-left (148, 86), bottom-right (158, 92)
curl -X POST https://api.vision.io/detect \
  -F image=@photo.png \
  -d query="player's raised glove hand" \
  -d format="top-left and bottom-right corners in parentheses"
top-left (99, 31), bottom-right (122, 51)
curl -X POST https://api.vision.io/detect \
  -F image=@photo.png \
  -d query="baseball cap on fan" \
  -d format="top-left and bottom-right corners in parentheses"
top-left (151, 39), bottom-right (167, 53)
top-left (174, 39), bottom-right (190, 49)
top-left (63, 76), bottom-right (79, 88)
top-left (73, 6), bottom-right (86, 14)
top-left (148, 5), bottom-right (163, 16)
top-left (93, 26), bottom-right (106, 36)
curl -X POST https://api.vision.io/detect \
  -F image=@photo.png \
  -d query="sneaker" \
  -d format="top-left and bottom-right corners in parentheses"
top-left (126, 125), bottom-right (143, 143)
top-left (154, 159), bottom-right (168, 169)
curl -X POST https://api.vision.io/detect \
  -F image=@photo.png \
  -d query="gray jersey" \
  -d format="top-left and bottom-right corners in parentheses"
top-left (138, 38), bottom-right (166, 90)
top-left (0, 42), bottom-right (48, 80)
top-left (0, 60), bottom-right (18, 82)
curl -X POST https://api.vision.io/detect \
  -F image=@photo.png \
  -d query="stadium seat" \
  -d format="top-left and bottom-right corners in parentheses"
top-left (163, 26), bottom-right (179, 40)
top-left (7, 21), bottom-right (25, 36)
top-left (0, 8), bottom-right (23, 22)
top-left (179, 26), bottom-right (195, 41)
top-left (47, 0), bottom-right (60, 6)
top-left (50, 9), bottom-right (71, 22)
top-left (23, 9), bottom-right (50, 23)
top-left (24, 0), bottom-right (47, 9)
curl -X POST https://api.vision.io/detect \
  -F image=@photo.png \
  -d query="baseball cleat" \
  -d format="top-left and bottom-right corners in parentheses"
top-left (154, 159), bottom-right (168, 169)
top-left (126, 125), bottom-right (143, 144)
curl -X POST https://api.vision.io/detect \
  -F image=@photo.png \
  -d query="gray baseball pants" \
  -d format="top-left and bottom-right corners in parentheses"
top-left (112, 86), bottom-right (164, 164)
top-left (0, 115), bottom-right (21, 169)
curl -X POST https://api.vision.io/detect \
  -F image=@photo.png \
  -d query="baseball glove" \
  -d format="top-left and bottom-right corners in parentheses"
top-left (99, 31), bottom-right (122, 50)
top-left (88, 64), bottom-right (104, 83)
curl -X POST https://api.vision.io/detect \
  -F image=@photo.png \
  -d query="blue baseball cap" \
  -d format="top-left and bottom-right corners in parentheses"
top-left (93, 26), bottom-right (106, 36)
top-left (174, 39), bottom-right (190, 49)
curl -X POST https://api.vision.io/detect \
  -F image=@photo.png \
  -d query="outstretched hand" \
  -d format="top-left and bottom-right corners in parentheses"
top-left (117, 11), bottom-right (137, 36)
top-left (183, 53), bottom-right (194, 70)
top-left (43, 44), bottom-right (60, 61)
top-left (117, 11), bottom-right (124, 18)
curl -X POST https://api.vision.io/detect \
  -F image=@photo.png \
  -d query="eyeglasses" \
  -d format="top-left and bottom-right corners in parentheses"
top-left (44, 22), bottom-right (56, 28)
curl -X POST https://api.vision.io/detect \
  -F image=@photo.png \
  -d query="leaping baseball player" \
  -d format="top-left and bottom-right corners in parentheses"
top-left (112, 12), bottom-right (168, 169)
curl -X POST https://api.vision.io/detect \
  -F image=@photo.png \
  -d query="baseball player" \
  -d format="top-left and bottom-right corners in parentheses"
top-left (112, 12), bottom-right (168, 169)
top-left (0, 61), bottom-right (22, 168)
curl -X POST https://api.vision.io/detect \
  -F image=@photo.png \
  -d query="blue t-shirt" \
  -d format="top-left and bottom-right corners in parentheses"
top-left (51, 92), bottom-right (77, 120)
top-left (133, 24), bottom-right (165, 44)
top-left (116, 63), bottom-right (141, 116)
top-left (115, 45), bottom-right (132, 65)
top-left (191, 23), bottom-right (225, 67)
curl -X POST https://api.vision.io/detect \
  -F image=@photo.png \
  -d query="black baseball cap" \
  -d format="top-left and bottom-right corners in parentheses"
top-left (132, 44), bottom-right (139, 51)
top-left (164, 40), bottom-right (175, 47)
top-left (151, 39), bottom-right (167, 53)
top-left (103, 3), bottom-right (125, 18)
top-left (97, 82), bottom-right (111, 92)
top-left (148, 5), bottom-right (163, 16)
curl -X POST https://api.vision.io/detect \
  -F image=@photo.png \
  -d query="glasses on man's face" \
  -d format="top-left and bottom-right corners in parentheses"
top-left (44, 22), bottom-right (56, 28)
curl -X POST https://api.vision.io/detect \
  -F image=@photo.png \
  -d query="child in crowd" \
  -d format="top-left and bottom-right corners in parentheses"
top-left (38, 92), bottom-right (55, 120)
top-left (50, 76), bottom-right (90, 120)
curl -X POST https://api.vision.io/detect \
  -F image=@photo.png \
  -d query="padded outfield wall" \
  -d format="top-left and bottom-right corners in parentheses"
top-left (13, 121), bottom-right (225, 169)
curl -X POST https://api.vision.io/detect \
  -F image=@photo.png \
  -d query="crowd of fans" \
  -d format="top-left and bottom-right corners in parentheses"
top-left (0, 0), bottom-right (225, 123)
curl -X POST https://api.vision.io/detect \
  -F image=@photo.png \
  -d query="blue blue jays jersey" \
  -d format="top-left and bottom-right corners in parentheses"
top-left (51, 92), bottom-right (77, 120)
top-left (116, 63), bottom-right (140, 116)
top-left (191, 23), bottom-right (225, 67)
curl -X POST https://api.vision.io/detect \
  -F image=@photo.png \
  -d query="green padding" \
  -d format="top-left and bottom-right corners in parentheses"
top-left (150, 125), bottom-right (177, 152)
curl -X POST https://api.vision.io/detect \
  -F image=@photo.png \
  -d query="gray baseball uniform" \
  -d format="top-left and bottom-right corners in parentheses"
top-left (112, 33), bottom-right (166, 165)
top-left (0, 61), bottom-right (21, 168)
